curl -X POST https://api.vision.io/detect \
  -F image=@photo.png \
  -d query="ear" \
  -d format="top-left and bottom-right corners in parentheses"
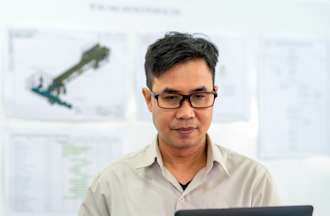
top-left (142, 87), bottom-right (153, 112)
top-left (214, 85), bottom-right (219, 92)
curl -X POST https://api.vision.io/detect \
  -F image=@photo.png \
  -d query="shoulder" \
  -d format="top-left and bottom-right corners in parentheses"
top-left (216, 145), bottom-right (271, 178)
top-left (90, 145), bottom-right (152, 188)
top-left (212, 144), bottom-right (280, 205)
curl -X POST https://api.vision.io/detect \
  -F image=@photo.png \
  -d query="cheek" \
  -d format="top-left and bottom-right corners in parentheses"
top-left (152, 109), bottom-right (174, 130)
top-left (196, 110), bottom-right (213, 129)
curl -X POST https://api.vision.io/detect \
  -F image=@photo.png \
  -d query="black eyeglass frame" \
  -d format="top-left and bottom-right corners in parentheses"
top-left (150, 90), bottom-right (218, 109)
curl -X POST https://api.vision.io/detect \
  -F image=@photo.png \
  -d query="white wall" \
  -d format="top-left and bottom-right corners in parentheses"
top-left (0, 0), bottom-right (329, 216)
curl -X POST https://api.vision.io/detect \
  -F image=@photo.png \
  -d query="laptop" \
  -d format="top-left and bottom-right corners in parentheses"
top-left (175, 205), bottom-right (313, 216)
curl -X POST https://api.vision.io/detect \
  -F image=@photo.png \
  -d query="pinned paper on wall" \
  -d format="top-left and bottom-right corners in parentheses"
top-left (4, 28), bottom-right (130, 121)
top-left (4, 127), bottom-right (126, 216)
top-left (135, 33), bottom-right (164, 121)
top-left (212, 35), bottom-right (252, 122)
top-left (134, 33), bottom-right (252, 122)
top-left (258, 37), bottom-right (329, 158)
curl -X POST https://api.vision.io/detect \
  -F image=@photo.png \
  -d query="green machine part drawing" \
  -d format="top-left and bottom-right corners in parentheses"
top-left (31, 43), bottom-right (110, 109)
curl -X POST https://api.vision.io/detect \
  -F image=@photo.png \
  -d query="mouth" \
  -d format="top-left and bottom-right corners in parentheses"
top-left (173, 127), bottom-right (196, 135)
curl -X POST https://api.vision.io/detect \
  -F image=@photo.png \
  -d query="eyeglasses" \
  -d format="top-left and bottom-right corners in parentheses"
top-left (150, 91), bottom-right (217, 109)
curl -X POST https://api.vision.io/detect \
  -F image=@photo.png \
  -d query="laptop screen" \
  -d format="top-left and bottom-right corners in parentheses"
top-left (175, 205), bottom-right (313, 216)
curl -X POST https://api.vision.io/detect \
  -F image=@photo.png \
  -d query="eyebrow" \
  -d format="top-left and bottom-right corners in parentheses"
top-left (160, 86), bottom-right (209, 94)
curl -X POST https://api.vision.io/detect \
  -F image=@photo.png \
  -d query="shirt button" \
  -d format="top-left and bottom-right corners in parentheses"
top-left (178, 197), bottom-right (186, 208)
top-left (177, 197), bottom-right (185, 208)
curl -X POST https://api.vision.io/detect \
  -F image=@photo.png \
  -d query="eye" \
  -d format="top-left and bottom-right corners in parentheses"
top-left (192, 93), bottom-right (207, 99)
top-left (161, 94), bottom-right (181, 101)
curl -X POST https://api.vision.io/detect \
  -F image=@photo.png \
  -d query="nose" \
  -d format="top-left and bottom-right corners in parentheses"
top-left (175, 99), bottom-right (195, 119)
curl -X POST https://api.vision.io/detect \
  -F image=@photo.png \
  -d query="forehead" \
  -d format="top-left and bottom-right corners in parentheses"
top-left (152, 59), bottom-right (213, 93)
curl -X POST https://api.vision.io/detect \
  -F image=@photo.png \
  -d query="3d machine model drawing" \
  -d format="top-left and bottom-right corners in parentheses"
top-left (29, 43), bottom-right (110, 109)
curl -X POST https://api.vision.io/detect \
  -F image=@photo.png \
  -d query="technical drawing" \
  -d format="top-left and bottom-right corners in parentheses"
top-left (29, 43), bottom-right (110, 109)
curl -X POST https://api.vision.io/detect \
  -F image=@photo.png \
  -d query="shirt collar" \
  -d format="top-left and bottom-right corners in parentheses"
top-left (205, 134), bottom-right (230, 176)
top-left (133, 136), bottom-right (161, 169)
top-left (134, 134), bottom-right (230, 176)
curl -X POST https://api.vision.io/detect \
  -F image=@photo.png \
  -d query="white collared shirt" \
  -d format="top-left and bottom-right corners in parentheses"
top-left (79, 135), bottom-right (280, 216)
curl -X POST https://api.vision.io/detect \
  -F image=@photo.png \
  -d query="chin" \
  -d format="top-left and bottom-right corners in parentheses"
top-left (171, 137), bottom-right (200, 149)
top-left (159, 130), bottom-right (204, 149)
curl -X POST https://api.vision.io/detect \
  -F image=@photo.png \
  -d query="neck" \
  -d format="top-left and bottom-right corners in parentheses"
top-left (158, 136), bottom-right (208, 183)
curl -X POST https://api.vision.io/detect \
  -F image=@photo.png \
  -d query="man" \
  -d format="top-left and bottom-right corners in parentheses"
top-left (79, 32), bottom-right (279, 216)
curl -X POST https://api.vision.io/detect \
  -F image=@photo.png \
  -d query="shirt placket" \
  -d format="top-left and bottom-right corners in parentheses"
top-left (175, 167), bottom-right (210, 210)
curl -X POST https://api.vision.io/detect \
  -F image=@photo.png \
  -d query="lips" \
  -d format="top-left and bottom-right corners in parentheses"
top-left (174, 127), bottom-right (196, 135)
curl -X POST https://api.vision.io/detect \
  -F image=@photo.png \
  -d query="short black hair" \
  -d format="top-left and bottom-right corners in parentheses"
top-left (144, 32), bottom-right (219, 89)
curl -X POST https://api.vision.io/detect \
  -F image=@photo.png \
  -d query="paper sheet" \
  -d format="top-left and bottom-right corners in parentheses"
top-left (5, 28), bottom-right (130, 121)
top-left (4, 127), bottom-right (126, 216)
top-left (135, 33), bottom-right (164, 121)
top-left (258, 37), bottom-right (329, 158)
top-left (212, 35), bottom-right (252, 122)
top-left (134, 33), bottom-right (252, 122)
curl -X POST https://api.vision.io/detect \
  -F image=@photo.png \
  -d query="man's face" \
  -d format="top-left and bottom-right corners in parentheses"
top-left (143, 58), bottom-right (216, 149)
